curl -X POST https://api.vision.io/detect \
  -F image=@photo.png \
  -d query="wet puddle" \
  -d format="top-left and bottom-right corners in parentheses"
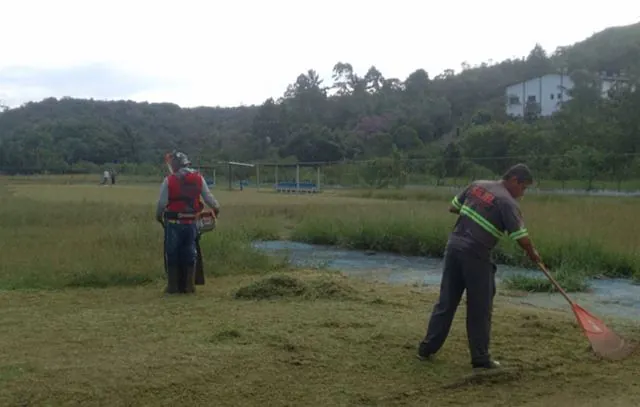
top-left (252, 240), bottom-right (640, 322)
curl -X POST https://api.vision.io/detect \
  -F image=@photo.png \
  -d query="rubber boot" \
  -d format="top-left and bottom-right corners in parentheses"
top-left (165, 265), bottom-right (180, 294)
top-left (177, 264), bottom-right (187, 293)
top-left (183, 263), bottom-right (196, 294)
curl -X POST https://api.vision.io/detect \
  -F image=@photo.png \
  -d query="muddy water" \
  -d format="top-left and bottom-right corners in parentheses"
top-left (252, 240), bottom-right (640, 322)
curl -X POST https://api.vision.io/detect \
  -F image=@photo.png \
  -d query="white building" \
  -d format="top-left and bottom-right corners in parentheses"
top-left (505, 72), bottom-right (627, 117)
top-left (505, 73), bottom-right (572, 117)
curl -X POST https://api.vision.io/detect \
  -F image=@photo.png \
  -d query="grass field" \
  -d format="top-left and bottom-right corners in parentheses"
top-left (1, 177), bottom-right (640, 406)
top-left (334, 188), bottom-right (640, 290)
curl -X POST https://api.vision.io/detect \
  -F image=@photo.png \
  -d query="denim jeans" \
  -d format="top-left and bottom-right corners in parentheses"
top-left (164, 222), bottom-right (198, 267)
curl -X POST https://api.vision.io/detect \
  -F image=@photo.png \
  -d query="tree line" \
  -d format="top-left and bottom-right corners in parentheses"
top-left (1, 22), bottom-right (639, 187)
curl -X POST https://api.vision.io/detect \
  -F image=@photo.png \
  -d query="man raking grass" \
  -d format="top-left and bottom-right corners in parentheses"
top-left (417, 164), bottom-right (542, 372)
top-left (416, 163), bottom-right (634, 371)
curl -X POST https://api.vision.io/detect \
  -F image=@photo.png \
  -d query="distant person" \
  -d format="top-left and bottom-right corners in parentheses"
top-left (101, 170), bottom-right (110, 185)
top-left (110, 169), bottom-right (116, 185)
top-left (155, 151), bottom-right (220, 294)
top-left (416, 163), bottom-right (542, 372)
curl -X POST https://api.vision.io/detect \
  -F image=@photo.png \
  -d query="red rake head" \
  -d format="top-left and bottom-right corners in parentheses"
top-left (571, 304), bottom-right (636, 361)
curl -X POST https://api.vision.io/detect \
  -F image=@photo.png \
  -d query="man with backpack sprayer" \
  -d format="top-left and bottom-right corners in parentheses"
top-left (417, 163), bottom-right (542, 372)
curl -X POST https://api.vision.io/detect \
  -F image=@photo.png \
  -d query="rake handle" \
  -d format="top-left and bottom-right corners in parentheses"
top-left (537, 262), bottom-right (574, 305)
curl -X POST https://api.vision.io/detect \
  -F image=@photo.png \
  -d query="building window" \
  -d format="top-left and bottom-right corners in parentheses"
top-left (527, 95), bottom-right (536, 102)
top-left (557, 93), bottom-right (563, 99)
top-left (550, 94), bottom-right (554, 100)
top-left (508, 96), bottom-right (520, 105)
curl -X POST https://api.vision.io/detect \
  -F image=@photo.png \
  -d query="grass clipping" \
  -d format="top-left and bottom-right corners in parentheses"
top-left (235, 274), bottom-right (357, 301)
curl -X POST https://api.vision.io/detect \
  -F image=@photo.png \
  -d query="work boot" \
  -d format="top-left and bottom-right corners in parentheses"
top-left (183, 263), bottom-right (196, 294)
top-left (164, 265), bottom-right (180, 294)
top-left (416, 353), bottom-right (434, 362)
top-left (194, 259), bottom-right (205, 285)
top-left (472, 360), bottom-right (502, 373)
top-left (416, 342), bottom-right (435, 362)
top-left (177, 264), bottom-right (187, 293)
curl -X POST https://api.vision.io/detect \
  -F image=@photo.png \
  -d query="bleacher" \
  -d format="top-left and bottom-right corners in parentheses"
top-left (274, 181), bottom-right (319, 193)
top-left (203, 179), bottom-right (250, 189)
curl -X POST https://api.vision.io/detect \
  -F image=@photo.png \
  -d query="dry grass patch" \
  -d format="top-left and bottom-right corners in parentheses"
top-left (0, 271), bottom-right (638, 406)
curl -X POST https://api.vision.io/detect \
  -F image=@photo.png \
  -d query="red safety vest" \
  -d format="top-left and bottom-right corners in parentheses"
top-left (165, 171), bottom-right (204, 216)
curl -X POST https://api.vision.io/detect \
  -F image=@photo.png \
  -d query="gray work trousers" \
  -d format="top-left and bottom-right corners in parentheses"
top-left (419, 247), bottom-right (497, 366)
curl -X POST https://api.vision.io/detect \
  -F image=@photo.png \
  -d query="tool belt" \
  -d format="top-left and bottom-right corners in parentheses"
top-left (164, 211), bottom-right (197, 223)
top-left (164, 210), bottom-right (216, 233)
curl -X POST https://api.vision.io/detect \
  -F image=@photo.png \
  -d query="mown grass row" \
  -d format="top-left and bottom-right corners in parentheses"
top-left (3, 270), bottom-right (639, 406)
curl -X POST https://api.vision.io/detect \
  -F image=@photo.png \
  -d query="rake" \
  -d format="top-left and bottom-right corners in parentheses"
top-left (537, 262), bottom-right (635, 360)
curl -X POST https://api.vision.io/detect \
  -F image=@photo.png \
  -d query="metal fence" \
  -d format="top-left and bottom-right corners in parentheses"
top-left (249, 154), bottom-right (640, 194)
top-left (3, 153), bottom-right (640, 194)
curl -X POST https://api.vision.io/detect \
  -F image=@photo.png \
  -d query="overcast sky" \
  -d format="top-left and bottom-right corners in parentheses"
top-left (1, 0), bottom-right (639, 109)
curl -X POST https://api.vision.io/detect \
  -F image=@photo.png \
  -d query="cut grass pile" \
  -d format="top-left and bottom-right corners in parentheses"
top-left (234, 274), bottom-right (357, 300)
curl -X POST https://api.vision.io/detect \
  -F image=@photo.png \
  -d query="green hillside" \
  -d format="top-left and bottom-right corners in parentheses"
top-left (1, 21), bottom-right (639, 186)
